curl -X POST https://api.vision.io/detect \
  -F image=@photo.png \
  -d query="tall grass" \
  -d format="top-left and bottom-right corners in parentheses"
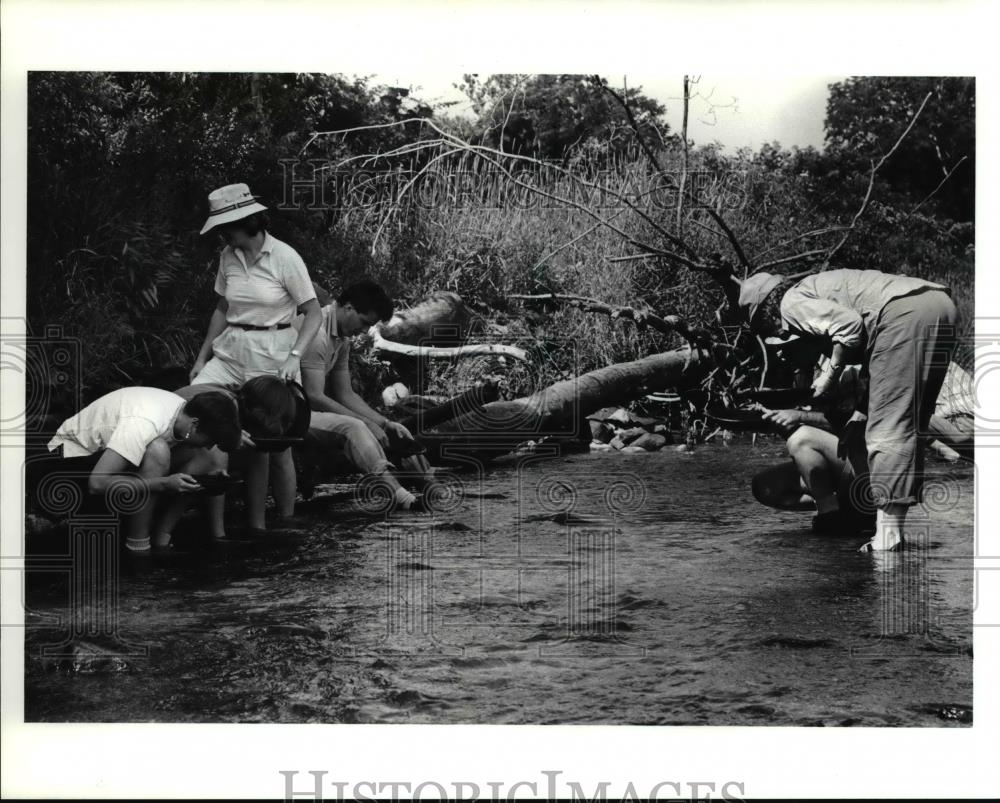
top-left (314, 141), bottom-right (974, 399)
top-left (28, 97), bottom-right (973, 411)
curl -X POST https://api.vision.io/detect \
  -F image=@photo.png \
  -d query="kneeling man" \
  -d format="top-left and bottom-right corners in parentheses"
top-left (45, 386), bottom-right (241, 551)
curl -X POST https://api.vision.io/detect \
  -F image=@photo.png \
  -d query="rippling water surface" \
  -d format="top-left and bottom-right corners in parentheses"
top-left (24, 443), bottom-right (974, 725)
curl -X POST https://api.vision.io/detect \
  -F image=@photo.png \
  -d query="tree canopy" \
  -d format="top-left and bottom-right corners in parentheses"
top-left (456, 74), bottom-right (668, 161)
top-left (824, 76), bottom-right (975, 221)
top-left (25, 72), bottom-right (974, 414)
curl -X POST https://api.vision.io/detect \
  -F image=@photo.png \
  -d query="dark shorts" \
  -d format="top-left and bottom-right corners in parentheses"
top-left (25, 448), bottom-right (106, 518)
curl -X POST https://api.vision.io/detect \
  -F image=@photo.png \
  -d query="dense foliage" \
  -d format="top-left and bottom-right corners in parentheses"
top-left (27, 73), bottom-right (974, 415)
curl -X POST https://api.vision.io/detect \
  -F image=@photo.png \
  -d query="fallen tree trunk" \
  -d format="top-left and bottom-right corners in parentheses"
top-left (417, 347), bottom-right (706, 463)
top-left (396, 381), bottom-right (500, 433)
top-left (510, 293), bottom-right (712, 346)
top-left (371, 327), bottom-right (528, 361)
top-left (376, 290), bottom-right (472, 346)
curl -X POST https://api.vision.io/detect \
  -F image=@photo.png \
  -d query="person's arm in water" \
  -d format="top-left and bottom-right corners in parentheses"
top-left (191, 297), bottom-right (229, 382)
top-left (87, 448), bottom-right (201, 495)
top-left (278, 298), bottom-right (322, 382)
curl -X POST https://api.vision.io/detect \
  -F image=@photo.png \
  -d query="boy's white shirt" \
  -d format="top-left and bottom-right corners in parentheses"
top-left (47, 387), bottom-right (185, 467)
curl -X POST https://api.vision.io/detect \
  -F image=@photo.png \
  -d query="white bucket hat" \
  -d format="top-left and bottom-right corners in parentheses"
top-left (200, 183), bottom-right (268, 235)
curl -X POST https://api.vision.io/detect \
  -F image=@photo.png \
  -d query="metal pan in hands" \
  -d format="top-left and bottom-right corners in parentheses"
top-left (190, 474), bottom-right (244, 496)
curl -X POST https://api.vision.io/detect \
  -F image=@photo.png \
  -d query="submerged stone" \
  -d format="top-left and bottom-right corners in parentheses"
top-left (630, 432), bottom-right (668, 451)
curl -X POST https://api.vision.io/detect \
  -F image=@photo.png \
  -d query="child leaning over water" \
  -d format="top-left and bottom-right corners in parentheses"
top-left (41, 387), bottom-right (242, 552)
top-left (169, 375), bottom-right (302, 542)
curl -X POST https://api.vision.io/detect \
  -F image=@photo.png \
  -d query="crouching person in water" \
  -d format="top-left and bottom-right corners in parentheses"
top-left (298, 280), bottom-right (431, 511)
top-left (753, 359), bottom-right (973, 535)
top-left (751, 358), bottom-right (875, 536)
top-left (45, 387), bottom-right (241, 552)
top-left (741, 269), bottom-right (959, 552)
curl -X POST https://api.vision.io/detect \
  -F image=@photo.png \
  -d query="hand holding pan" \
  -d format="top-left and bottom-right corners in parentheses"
top-left (190, 473), bottom-right (244, 496)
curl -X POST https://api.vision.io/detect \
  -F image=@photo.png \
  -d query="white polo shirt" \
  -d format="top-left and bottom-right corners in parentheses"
top-left (47, 387), bottom-right (185, 467)
top-left (214, 233), bottom-right (316, 326)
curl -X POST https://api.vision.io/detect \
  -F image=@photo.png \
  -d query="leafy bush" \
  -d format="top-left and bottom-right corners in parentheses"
top-left (27, 73), bottom-right (974, 413)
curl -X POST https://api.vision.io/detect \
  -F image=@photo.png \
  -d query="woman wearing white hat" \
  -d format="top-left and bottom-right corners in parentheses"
top-left (741, 268), bottom-right (958, 553)
top-left (191, 183), bottom-right (323, 532)
top-left (191, 183), bottom-right (321, 385)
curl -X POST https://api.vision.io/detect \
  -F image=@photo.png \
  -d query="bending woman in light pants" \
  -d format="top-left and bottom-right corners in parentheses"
top-left (741, 268), bottom-right (958, 552)
top-left (190, 183), bottom-right (322, 532)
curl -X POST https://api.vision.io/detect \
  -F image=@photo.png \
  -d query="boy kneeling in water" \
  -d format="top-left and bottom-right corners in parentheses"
top-left (44, 387), bottom-right (241, 552)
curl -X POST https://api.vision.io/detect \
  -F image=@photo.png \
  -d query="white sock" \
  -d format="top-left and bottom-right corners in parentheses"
top-left (125, 536), bottom-right (151, 552)
top-left (871, 507), bottom-right (906, 550)
top-left (394, 486), bottom-right (417, 509)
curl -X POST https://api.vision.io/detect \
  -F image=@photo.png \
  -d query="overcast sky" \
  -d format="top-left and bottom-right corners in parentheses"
top-left (374, 73), bottom-right (842, 153)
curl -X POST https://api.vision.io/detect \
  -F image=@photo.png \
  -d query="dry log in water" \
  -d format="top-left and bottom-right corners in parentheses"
top-left (396, 382), bottom-right (500, 432)
top-left (417, 347), bottom-right (706, 463)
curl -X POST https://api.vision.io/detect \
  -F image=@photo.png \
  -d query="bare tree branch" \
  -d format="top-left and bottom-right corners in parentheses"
top-left (510, 292), bottom-right (713, 347)
top-left (752, 225), bottom-right (851, 261)
top-left (677, 75), bottom-right (691, 235)
top-left (754, 248), bottom-right (828, 272)
top-left (594, 75), bottom-right (667, 177)
top-left (597, 74), bottom-right (752, 275)
top-left (911, 155), bottom-right (968, 214)
top-left (699, 206), bottom-right (752, 274)
top-left (820, 90), bottom-right (933, 270)
top-left (459, 147), bottom-right (705, 270)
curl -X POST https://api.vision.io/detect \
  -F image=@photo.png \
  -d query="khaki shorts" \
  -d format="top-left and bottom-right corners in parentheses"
top-left (192, 325), bottom-right (299, 386)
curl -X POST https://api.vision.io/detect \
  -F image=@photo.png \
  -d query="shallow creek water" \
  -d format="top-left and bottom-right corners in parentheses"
top-left (24, 443), bottom-right (973, 725)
